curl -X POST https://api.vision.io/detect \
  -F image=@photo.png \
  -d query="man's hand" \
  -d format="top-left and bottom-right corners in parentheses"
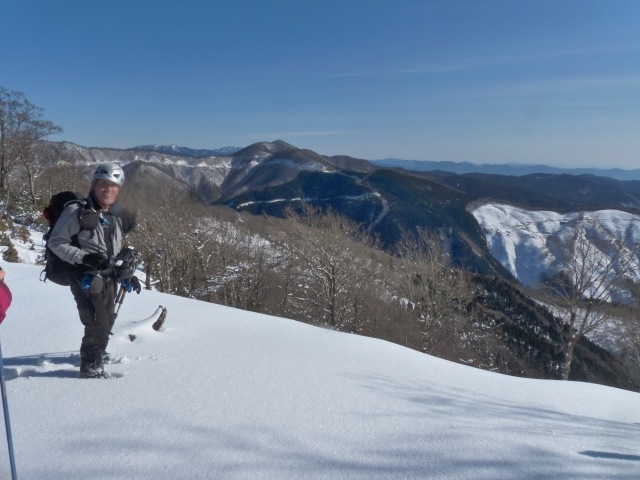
top-left (130, 276), bottom-right (142, 294)
top-left (82, 253), bottom-right (106, 269)
top-left (121, 275), bottom-right (142, 294)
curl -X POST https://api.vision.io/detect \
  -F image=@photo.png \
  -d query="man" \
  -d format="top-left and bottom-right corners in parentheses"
top-left (48, 162), bottom-right (140, 378)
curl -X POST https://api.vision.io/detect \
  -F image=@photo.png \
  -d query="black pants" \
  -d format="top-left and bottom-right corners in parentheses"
top-left (70, 275), bottom-right (116, 362)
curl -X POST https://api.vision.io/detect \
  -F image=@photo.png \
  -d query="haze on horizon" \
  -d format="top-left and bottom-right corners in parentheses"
top-left (3, 0), bottom-right (640, 169)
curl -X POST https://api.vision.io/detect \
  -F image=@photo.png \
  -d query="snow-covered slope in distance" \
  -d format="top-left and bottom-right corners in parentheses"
top-left (472, 203), bottom-right (640, 291)
top-left (0, 262), bottom-right (638, 480)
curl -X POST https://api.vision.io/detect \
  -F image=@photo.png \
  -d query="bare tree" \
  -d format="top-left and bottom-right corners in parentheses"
top-left (396, 227), bottom-right (475, 353)
top-left (541, 217), bottom-right (640, 380)
top-left (611, 282), bottom-right (640, 382)
top-left (278, 204), bottom-right (378, 328)
top-left (132, 190), bottom-right (212, 296)
top-left (36, 160), bottom-right (86, 199)
top-left (21, 141), bottom-right (64, 205)
top-left (207, 220), bottom-right (276, 311)
top-left (0, 87), bottom-right (62, 204)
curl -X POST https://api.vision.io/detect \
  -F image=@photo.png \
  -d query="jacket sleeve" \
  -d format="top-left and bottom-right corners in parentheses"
top-left (48, 205), bottom-right (86, 265)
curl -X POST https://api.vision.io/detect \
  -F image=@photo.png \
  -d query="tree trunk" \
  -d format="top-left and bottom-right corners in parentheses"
top-left (23, 157), bottom-right (37, 205)
top-left (144, 262), bottom-right (151, 290)
top-left (0, 187), bottom-right (10, 217)
top-left (0, 155), bottom-right (7, 191)
top-left (562, 335), bottom-right (577, 380)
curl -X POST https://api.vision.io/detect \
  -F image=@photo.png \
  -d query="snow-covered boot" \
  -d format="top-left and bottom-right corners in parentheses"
top-left (80, 345), bottom-right (107, 379)
top-left (80, 360), bottom-right (107, 379)
top-left (101, 351), bottom-right (111, 364)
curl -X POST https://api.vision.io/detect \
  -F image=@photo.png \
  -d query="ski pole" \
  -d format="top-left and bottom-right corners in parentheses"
top-left (0, 338), bottom-right (17, 480)
top-left (114, 284), bottom-right (127, 318)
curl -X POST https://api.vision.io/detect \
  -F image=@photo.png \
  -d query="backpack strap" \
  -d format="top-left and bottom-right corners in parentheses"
top-left (65, 198), bottom-right (87, 209)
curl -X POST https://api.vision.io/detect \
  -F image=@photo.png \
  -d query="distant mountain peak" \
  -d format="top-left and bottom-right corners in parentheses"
top-left (239, 140), bottom-right (297, 154)
top-left (266, 139), bottom-right (296, 150)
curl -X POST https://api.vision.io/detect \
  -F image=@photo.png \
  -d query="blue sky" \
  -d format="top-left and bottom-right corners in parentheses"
top-left (3, 0), bottom-right (640, 168)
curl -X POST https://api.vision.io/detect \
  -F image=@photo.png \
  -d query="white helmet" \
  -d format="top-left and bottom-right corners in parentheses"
top-left (92, 162), bottom-right (125, 187)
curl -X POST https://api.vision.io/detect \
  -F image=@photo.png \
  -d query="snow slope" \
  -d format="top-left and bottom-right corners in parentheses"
top-left (472, 203), bottom-right (640, 290)
top-left (0, 262), bottom-right (637, 479)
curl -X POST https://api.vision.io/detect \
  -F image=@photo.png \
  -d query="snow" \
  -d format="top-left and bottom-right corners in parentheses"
top-left (0, 258), bottom-right (638, 479)
top-left (269, 158), bottom-right (330, 172)
top-left (11, 229), bottom-right (44, 266)
top-left (472, 203), bottom-right (640, 288)
top-left (236, 193), bottom-right (380, 210)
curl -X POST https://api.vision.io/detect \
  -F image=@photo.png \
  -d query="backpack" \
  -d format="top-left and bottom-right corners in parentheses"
top-left (40, 191), bottom-right (87, 286)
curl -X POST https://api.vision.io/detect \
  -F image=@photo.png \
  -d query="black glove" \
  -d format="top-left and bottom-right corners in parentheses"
top-left (82, 252), bottom-right (106, 269)
top-left (130, 275), bottom-right (142, 294)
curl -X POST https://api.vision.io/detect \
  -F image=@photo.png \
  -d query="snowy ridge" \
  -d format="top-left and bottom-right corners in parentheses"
top-left (269, 157), bottom-right (330, 172)
top-left (472, 203), bottom-right (640, 291)
top-left (236, 192), bottom-right (380, 209)
top-left (134, 144), bottom-right (242, 158)
top-left (49, 141), bottom-right (340, 204)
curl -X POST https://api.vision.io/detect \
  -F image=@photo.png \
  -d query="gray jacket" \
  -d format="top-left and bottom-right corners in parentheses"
top-left (48, 201), bottom-right (124, 266)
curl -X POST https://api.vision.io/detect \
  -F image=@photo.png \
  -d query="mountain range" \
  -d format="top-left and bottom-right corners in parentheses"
top-left (133, 144), bottom-right (242, 157)
top-left (372, 158), bottom-right (640, 181)
top-left (26, 140), bottom-right (640, 389)
top-left (45, 140), bottom-right (640, 280)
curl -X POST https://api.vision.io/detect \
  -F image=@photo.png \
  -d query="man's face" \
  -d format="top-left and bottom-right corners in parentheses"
top-left (93, 179), bottom-right (120, 208)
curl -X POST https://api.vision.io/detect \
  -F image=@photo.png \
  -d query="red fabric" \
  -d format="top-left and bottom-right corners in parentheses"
top-left (0, 281), bottom-right (12, 324)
